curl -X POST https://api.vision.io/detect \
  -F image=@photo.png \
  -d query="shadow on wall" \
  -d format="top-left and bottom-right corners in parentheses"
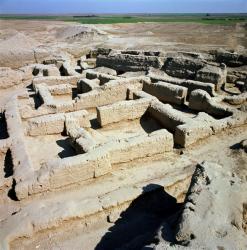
top-left (4, 149), bottom-right (14, 178)
top-left (140, 114), bottom-right (163, 134)
top-left (26, 83), bottom-right (43, 110)
top-left (95, 184), bottom-right (182, 250)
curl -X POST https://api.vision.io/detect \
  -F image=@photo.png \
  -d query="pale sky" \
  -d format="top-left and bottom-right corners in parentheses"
top-left (0, 0), bottom-right (246, 14)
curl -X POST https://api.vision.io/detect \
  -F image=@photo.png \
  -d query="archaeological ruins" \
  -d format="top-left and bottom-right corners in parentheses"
top-left (0, 45), bottom-right (247, 249)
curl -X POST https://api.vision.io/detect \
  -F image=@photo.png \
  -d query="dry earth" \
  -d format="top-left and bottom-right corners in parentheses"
top-left (0, 20), bottom-right (247, 250)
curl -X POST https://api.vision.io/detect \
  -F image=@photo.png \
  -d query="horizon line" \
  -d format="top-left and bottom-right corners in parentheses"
top-left (1, 12), bottom-right (247, 15)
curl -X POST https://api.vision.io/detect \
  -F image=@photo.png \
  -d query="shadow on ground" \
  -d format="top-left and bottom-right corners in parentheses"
top-left (0, 112), bottom-right (9, 139)
top-left (140, 114), bottom-right (163, 134)
top-left (95, 184), bottom-right (182, 250)
top-left (56, 138), bottom-right (77, 158)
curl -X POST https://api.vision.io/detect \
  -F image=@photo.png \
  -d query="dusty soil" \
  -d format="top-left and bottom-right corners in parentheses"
top-left (0, 20), bottom-right (246, 68)
top-left (1, 20), bottom-right (246, 49)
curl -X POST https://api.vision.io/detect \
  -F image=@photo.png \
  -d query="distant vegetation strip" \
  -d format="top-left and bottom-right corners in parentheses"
top-left (0, 15), bottom-right (247, 25)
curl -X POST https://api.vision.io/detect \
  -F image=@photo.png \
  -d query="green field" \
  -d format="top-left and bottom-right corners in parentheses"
top-left (0, 14), bottom-right (247, 25)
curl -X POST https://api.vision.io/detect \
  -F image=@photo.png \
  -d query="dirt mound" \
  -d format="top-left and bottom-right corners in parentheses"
top-left (0, 67), bottom-right (24, 89)
top-left (0, 32), bottom-right (51, 68)
top-left (0, 32), bottom-right (39, 50)
top-left (55, 24), bottom-right (106, 41)
top-left (0, 32), bottom-right (41, 68)
top-left (0, 29), bottom-right (19, 41)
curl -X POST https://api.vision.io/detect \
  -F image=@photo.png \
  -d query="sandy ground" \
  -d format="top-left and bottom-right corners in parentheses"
top-left (0, 20), bottom-right (246, 49)
top-left (0, 20), bottom-right (246, 67)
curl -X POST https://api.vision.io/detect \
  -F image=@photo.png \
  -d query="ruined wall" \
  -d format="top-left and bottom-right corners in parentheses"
top-left (97, 98), bottom-right (151, 126)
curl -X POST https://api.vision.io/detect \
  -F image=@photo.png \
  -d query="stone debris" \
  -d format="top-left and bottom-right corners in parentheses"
top-left (224, 92), bottom-right (247, 105)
